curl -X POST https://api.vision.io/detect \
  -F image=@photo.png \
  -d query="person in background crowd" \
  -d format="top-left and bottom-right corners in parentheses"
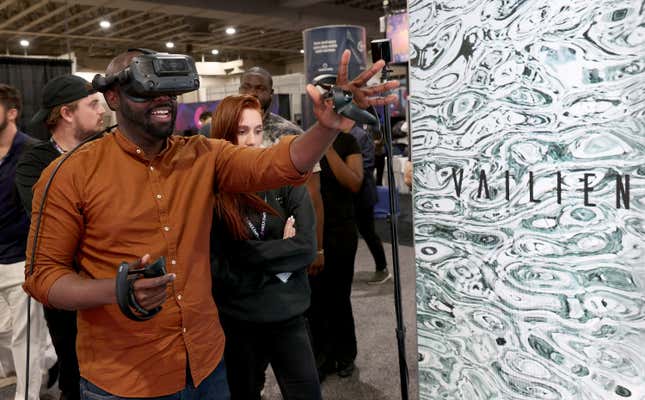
top-left (239, 66), bottom-right (325, 276)
top-left (239, 67), bottom-right (302, 146)
top-left (238, 66), bottom-right (325, 396)
top-left (15, 75), bottom-right (106, 400)
top-left (0, 83), bottom-right (47, 400)
top-left (210, 95), bottom-right (321, 400)
top-left (22, 49), bottom-right (399, 399)
top-left (309, 123), bottom-right (364, 381)
top-left (349, 122), bottom-right (391, 285)
top-left (198, 111), bottom-right (212, 136)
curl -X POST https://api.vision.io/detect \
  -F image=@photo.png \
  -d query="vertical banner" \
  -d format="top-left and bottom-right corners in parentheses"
top-left (410, 0), bottom-right (645, 399)
top-left (302, 25), bottom-right (367, 129)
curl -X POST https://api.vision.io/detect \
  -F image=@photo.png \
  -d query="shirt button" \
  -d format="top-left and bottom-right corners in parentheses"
top-left (182, 327), bottom-right (187, 333)
top-left (164, 226), bottom-right (170, 231)
top-left (171, 259), bottom-right (177, 265)
top-left (136, 149), bottom-right (141, 154)
top-left (177, 294), bottom-right (182, 301)
top-left (156, 194), bottom-right (162, 199)
top-left (150, 166), bottom-right (155, 171)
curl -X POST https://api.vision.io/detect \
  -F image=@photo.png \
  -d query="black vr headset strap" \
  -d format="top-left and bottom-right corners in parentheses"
top-left (92, 49), bottom-right (156, 94)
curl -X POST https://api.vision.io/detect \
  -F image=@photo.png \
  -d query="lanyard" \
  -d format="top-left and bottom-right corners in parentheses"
top-left (50, 137), bottom-right (66, 154)
top-left (245, 194), bottom-right (267, 240)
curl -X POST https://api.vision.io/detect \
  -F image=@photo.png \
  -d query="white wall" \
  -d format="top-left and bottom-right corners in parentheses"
top-left (202, 75), bottom-right (242, 101)
top-left (272, 73), bottom-right (306, 121)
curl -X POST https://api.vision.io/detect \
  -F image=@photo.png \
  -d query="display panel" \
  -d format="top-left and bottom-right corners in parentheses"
top-left (409, 0), bottom-right (645, 399)
top-left (386, 11), bottom-right (410, 64)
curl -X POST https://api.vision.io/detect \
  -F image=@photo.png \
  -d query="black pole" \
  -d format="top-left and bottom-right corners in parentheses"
top-left (381, 65), bottom-right (410, 400)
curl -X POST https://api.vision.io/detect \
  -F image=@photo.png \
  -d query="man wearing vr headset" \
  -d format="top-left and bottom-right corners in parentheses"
top-left (23, 48), bottom-right (398, 399)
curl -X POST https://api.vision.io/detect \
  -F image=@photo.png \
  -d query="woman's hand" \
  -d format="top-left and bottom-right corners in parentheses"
top-left (308, 252), bottom-right (324, 276)
top-left (283, 216), bottom-right (296, 239)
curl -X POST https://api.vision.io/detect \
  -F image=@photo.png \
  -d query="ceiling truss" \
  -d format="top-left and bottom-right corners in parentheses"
top-left (1, 0), bottom-right (398, 70)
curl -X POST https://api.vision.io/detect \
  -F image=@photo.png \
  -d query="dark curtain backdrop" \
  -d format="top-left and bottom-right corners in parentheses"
top-left (0, 57), bottom-right (72, 140)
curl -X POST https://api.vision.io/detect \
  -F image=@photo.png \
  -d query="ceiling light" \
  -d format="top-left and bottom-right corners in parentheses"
top-left (300, 49), bottom-right (304, 54)
top-left (165, 41), bottom-right (175, 49)
top-left (225, 27), bottom-right (236, 35)
top-left (211, 49), bottom-right (219, 55)
top-left (99, 20), bottom-right (111, 29)
top-left (19, 39), bottom-right (29, 47)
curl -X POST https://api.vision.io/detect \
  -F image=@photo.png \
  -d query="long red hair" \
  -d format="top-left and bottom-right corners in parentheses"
top-left (210, 95), bottom-right (278, 240)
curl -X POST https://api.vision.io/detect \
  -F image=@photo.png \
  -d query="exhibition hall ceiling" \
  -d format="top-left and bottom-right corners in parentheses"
top-left (0, 0), bottom-right (406, 70)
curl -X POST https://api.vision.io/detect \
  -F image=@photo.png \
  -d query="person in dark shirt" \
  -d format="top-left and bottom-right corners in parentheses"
top-left (349, 123), bottom-right (390, 284)
top-left (0, 83), bottom-right (47, 400)
top-left (309, 128), bottom-right (364, 380)
top-left (239, 66), bottom-right (326, 395)
top-left (15, 75), bottom-right (105, 400)
top-left (210, 95), bottom-right (321, 400)
top-left (239, 66), bottom-right (325, 280)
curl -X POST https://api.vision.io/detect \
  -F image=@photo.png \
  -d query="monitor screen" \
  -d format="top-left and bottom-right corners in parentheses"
top-left (386, 12), bottom-right (409, 64)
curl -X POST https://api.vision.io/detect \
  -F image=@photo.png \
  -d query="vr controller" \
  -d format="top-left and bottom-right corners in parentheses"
top-left (312, 74), bottom-right (378, 126)
top-left (92, 48), bottom-right (199, 101)
top-left (116, 256), bottom-right (167, 321)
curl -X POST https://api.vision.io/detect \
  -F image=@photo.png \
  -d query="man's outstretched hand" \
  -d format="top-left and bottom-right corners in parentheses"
top-left (306, 49), bottom-right (400, 132)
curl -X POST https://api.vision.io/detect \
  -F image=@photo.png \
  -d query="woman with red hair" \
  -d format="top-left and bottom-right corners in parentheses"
top-left (209, 95), bottom-right (322, 400)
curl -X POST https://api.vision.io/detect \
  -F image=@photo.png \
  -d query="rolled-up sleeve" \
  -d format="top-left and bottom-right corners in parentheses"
top-left (210, 135), bottom-right (310, 192)
top-left (23, 159), bottom-right (83, 306)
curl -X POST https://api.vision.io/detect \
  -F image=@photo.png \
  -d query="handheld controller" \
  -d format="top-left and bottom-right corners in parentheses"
top-left (312, 74), bottom-right (378, 126)
top-left (116, 256), bottom-right (167, 321)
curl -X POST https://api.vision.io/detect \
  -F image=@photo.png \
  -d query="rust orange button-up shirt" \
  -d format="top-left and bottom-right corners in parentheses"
top-left (23, 130), bottom-right (308, 397)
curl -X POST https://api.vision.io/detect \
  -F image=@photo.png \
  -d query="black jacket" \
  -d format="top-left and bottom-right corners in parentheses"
top-left (211, 184), bottom-right (317, 323)
top-left (15, 139), bottom-right (60, 218)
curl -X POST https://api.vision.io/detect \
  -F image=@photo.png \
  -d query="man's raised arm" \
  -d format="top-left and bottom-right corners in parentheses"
top-left (288, 50), bottom-right (399, 173)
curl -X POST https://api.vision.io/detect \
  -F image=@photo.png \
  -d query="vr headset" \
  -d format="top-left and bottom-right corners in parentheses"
top-left (92, 48), bottom-right (200, 101)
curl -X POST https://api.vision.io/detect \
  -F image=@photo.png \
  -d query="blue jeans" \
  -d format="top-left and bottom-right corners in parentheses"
top-left (80, 360), bottom-right (230, 400)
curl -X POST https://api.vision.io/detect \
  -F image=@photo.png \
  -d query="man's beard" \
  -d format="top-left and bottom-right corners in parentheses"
top-left (121, 100), bottom-right (177, 139)
top-left (74, 117), bottom-right (104, 143)
top-left (76, 128), bottom-right (101, 143)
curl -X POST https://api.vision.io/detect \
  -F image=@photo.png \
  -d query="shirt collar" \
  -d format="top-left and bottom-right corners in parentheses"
top-left (113, 129), bottom-right (174, 162)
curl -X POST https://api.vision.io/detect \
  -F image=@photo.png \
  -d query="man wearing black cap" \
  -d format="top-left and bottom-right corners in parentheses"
top-left (16, 75), bottom-right (105, 214)
top-left (15, 75), bottom-right (105, 400)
